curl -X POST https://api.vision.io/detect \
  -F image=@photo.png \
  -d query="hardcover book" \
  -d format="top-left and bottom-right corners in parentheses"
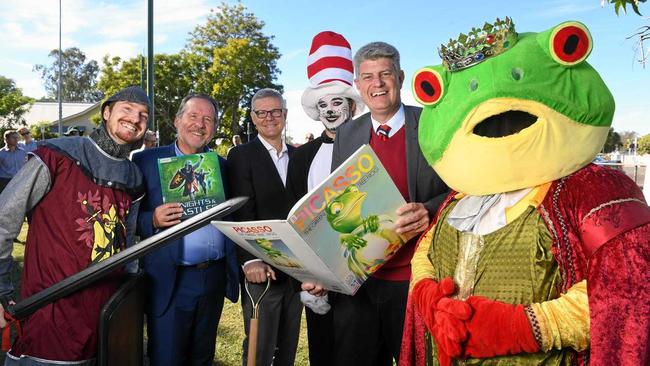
top-left (158, 152), bottom-right (226, 219)
top-left (212, 145), bottom-right (406, 295)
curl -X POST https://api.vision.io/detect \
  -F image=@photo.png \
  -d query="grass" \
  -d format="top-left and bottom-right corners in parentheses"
top-left (3, 222), bottom-right (310, 365)
top-left (215, 301), bottom-right (309, 366)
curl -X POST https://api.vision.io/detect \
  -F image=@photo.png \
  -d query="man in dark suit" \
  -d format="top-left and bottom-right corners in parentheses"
top-left (227, 88), bottom-right (301, 366)
top-left (331, 42), bottom-right (449, 366)
top-left (132, 94), bottom-right (239, 366)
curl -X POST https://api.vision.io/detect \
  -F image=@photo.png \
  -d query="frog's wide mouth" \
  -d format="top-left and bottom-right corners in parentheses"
top-left (472, 110), bottom-right (538, 138)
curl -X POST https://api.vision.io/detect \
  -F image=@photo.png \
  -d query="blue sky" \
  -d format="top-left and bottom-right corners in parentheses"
top-left (1, 0), bottom-right (648, 141)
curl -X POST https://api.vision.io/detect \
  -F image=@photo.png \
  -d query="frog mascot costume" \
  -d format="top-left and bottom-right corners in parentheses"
top-left (400, 18), bottom-right (650, 366)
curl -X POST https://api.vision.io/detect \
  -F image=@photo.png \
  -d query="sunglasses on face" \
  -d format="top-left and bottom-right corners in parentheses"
top-left (253, 109), bottom-right (284, 118)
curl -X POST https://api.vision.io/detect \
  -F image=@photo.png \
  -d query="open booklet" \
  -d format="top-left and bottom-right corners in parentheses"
top-left (212, 145), bottom-right (407, 295)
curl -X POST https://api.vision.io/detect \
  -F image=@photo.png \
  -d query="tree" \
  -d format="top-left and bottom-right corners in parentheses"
top-left (637, 133), bottom-right (650, 154)
top-left (98, 53), bottom-right (193, 144)
top-left (603, 0), bottom-right (647, 15)
top-left (603, 127), bottom-right (622, 152)
top-left (185, 2), bottom-right (283, 139)
top-left (34, 47), bottom-right (103, 102)
top-left (602, 0), bottom-right (649, 67)
top-left (0, 76), bottom-right (33, 129)
top-left (618, 130), bottom-right (638, 147)
top-left (30, 121), bottom-right (59, 140)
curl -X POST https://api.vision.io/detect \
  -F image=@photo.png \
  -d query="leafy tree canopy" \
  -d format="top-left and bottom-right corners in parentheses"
top-left (603, 0), bottom-right (646, 15)
top-left (97, 2), bottom-right (282, 144)
top-left (98, 53), bottom-right (192, 144)
top-left (637, 133), bottom-right (650, 154)
top-left (603, 127), bottom-right (622, 152)
top-left (34, 47), bottom-right (103, 102)
top-left (0, 75), bottom-right (34, 129)
top-left (185, 2), bottom-right (282, 138)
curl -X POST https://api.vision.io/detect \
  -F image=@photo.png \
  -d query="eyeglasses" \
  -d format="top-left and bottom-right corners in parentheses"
top-left (19, 131), bottom-right (30, 136)
top-left (253, 109), bottom-right (284, 118)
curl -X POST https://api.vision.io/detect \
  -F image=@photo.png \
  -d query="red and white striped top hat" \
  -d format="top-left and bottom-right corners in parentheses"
top-left (302, 31), bottom-right (364, 121)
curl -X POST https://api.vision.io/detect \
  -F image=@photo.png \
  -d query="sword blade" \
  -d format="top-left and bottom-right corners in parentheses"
top-left (8, 196), bottom-right (248, 320)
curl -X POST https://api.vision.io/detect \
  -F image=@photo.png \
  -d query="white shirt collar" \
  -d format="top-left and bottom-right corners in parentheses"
top-left (258, 135), bottom-right (288, 157)
top-left (370, 104), bottom-right (405, 138)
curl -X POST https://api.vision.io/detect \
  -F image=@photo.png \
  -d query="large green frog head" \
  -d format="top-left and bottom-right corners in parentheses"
top-left (413, 19), bottom-right (614, 195)
top-left (326, 184), bottom-right (366, 233)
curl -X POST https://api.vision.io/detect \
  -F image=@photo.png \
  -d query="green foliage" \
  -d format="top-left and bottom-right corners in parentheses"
top-left (90, 112), bottom-right (102, 126)
top-left (603, 0), bottom-right (646, 15)
top-left (98, 53), bottom-right (193, 144)
top-left (33, 47), bottom-right (103, 102)
top-left (215, 141), bottom-right (232, 158)
top-left (30, 121), bottom-right (59, 140)
top-left (603, 127), bottom-right (622, 152)
top-left (0, 76), bottom-right (33, 129)
top-left (185, 2), bottom-right (283, 139)
top-left (637, 133), bottom-right (650, 154)
top-left (97, 2), bottom-right (282, 146)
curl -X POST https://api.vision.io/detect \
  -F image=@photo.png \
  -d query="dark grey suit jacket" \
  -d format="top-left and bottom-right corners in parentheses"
top-left (227, 136), bottom-right (295, 281)
top-left (331, 104), bottom-right (448, 218)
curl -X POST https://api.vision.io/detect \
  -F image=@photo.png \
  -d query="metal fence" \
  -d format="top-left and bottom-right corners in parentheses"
top-left (594, 162), bottom-right (646, 189)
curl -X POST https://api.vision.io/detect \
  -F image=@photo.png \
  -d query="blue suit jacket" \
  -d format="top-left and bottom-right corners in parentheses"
top-left (132, 143), bottom-right (239, 317)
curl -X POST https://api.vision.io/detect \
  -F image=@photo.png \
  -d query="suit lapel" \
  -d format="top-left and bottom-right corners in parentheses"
top-left (252, 137), bottom-right (286, 189)
top-left (404, 106), bottom-right (419, 202)
top-left (353, 115), bottom-right (373, 152)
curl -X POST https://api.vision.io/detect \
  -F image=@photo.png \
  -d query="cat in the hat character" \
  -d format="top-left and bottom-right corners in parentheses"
top-left (286, 30), bottom-right (364, 366)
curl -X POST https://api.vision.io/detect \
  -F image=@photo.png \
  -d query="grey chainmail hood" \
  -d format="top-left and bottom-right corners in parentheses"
top-left (90, 123), bottom-right (143, 159)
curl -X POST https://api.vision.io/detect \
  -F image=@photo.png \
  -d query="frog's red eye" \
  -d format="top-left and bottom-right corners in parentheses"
top-left (412, 68), bottom-right (445, 106)
top-left (549, 21), bottom-right (592, 66)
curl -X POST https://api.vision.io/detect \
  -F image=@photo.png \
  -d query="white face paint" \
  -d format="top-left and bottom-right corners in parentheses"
top-left (317, 95), bottom-right (350, 132)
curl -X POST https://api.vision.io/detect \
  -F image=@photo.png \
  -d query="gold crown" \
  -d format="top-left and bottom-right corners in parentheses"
top-left (439, 17), bottom-right (518, 72)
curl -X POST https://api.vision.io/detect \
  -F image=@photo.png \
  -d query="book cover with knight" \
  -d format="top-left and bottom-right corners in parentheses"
top-left (213, 145), bottom-right (406, 295)
top-left (158, 152), bottom-right (226, 219)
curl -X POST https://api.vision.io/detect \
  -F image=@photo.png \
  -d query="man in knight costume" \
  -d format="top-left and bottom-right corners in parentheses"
top-left (0, 86), bottom-right (150, 365)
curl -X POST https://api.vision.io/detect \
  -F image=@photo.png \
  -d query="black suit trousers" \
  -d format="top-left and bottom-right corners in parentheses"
top-left (332, 277), bottom-right (409, 366)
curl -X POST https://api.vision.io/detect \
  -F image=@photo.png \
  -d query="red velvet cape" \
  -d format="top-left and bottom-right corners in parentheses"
top-left (400, 164), bottom-right (650, 366)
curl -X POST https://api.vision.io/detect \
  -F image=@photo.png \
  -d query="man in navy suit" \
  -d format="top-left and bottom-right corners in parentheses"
top-left (132, 93), bottom-right (239, 366)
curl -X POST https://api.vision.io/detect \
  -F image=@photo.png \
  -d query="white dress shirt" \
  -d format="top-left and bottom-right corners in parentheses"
top-left (370, 104), bottom-right (405, 138)
top-left (258, 135), bottom-right (289, 186)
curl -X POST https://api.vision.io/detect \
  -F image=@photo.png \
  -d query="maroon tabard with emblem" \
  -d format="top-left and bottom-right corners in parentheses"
top-left (11, 146), bottom-right (132, 361)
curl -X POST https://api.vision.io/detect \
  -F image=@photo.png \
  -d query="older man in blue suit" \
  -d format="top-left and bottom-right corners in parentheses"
top-left (132, 93), bottom-right (238, 366)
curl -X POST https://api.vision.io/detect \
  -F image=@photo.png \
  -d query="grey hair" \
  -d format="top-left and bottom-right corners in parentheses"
top-left (175, 93), bottom-right (220, 125)
top-left (353, 42), bottom-right (401, 77)
top-left (251, 88), bottom-right (287, 109)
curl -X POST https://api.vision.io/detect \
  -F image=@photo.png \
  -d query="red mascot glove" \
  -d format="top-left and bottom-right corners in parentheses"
top-left (431, 297), bottom-right (472, 362)
top-left (412, 277), bottom-right (457, 332)
top-left (437, 295), bottom-right (540, 359)
top-left (412, 278), bottom-right (467, 366)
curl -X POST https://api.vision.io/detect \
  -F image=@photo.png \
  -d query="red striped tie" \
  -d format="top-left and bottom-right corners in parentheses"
top-left (377, 124), bottom-right (391, 141)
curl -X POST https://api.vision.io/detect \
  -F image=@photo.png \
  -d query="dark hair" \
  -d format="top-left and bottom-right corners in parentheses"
top-left (4, 130), bottom-right (18, 139)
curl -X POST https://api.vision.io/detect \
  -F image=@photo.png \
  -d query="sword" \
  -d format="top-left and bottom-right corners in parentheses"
top-left (6, 196), bottom-right (248, 320)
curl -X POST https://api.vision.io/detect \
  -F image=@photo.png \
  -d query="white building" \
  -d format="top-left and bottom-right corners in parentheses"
top-left (22, 101), bottom-right (100, 136)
